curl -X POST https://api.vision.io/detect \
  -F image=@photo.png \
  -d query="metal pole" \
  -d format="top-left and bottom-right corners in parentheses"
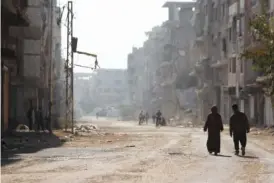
top-left (48, 0), bottom-right (54, 133)
top-left (65, 2), bottom-right (69, 131)
top-left (70, 1), bottom-right (74, 133)
top-left (235, 0), bottom-right (240, 100)
top-left (236, 0), bottom-right (244, 111)
top-left (65, 1), bottom-right (73, 133)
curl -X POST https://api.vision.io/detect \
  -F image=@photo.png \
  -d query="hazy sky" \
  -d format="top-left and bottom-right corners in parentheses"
top-left (58, 0), bottom-right (182, 72)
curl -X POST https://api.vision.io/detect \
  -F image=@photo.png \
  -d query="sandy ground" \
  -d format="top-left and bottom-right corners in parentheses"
top-left (2, 117), bottom-right (274, 183)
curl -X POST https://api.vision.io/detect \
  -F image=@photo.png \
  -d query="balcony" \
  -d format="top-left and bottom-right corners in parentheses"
top-left (228, 73), bottom-right (244, 87)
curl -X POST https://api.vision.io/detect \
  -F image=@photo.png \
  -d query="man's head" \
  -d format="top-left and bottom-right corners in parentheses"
top-left (232, 104), bottom-right (239, 113)
top-left (211, 106), bottom-right (218, 114)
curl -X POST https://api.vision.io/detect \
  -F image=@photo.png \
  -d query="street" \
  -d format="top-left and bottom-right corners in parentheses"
top-left (1, 118), bottom-right (274, 183)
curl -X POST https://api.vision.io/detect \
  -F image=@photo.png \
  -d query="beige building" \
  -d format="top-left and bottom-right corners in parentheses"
top-left (191, 0), bottom-right (273, 125)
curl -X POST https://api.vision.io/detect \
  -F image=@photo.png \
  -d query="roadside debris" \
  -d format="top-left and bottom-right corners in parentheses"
top-left (59, 135), bottom-right (74, 142)
top-left (72, 124), bottom-right (100, 136)
top-left (15, 124), bottom-right (30, 132)
top-left (250, 126), bottom-right (274, 136)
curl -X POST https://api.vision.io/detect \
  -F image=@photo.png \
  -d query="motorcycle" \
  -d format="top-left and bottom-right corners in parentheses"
top-left (138, 115), bottom-right (145, 125)
top-left (156, 116), bottom-right (166, 127)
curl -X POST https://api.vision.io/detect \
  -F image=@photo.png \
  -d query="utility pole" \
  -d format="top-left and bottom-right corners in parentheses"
top-left (70, 1), bottom-right (74, 134)
top-left (48, 0), bottom-right (54, 133)
top-left (65, 1), bottom-right (74, 133)
top-left (236, 0), bottom-right (245, 111)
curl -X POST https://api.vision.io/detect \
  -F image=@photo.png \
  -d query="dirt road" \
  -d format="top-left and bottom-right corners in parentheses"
top-left (2, 118), bottom-right (274, 183)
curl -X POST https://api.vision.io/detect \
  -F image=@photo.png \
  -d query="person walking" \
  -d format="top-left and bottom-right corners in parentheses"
top-left (229, 104), bottom-right (250, 156)
top-left (138, 110), bottom-right (144, 125)
top-left (203, 106), bottom-right (224, 156)
top-left (27, 101), bottom-right (35, 131)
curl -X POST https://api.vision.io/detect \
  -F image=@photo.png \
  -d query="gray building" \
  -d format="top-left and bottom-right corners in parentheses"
top-left (92, 69), bottom-right (129, 108)
top-left (127, 1), bottom-right (197, 119)
top-left (1, 0), bottom-right (62, 131)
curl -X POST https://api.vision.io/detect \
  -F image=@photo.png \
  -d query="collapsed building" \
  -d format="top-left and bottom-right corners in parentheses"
top-left (127, 1), bottom-right (197, 119)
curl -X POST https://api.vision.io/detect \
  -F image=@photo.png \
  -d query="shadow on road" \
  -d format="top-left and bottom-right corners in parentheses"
top-left (216, 154), bottom-right (232, 158)
top-left (168, 152), bottom-right (184, 156)
top-left (1, 131), bottom-right (66, 166)
top-left (237, 155), bottom-right (259, 159)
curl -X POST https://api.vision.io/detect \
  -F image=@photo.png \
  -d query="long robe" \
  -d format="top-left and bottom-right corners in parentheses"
top-left (204, 113), bottom-right (224, 153)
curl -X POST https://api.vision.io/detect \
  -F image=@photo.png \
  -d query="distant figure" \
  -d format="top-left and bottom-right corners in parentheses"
top-left (155, 110), bottom-right (162, 126)
top-left (36, 106), bottom-right (44, 131)
top-left (27, 101), bottom-right (35, 131)
top-left (230, 104), bottom-right (250, 156)
top-left (96, 112), bottom-right (99, 119)
top-left (145, 112), bottom-right (149, 124)
top-left (161, 117), bottom-right (167, 126)
top-left (139, 110), bottom-right (145, 125)
top-left (204, 106), bottom-right (224, 155)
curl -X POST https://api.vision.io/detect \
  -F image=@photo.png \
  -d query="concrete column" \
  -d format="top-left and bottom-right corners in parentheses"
top-left (249, 95), bottom-right (254, 119)
top-left (240, 99), bottom-right (244, 112)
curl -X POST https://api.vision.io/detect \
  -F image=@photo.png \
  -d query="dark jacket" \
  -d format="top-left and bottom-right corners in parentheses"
top-left (229, 112), bottom-right (250, 134)
top-left (156, 111), bottom-right (162, 118)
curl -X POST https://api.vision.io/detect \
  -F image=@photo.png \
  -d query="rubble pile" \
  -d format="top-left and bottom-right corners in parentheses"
top-left (250, 126), bottom-right (274, 136)
top-left (73, 124), bottom-right (100, 136)
top-left (15, 124), bottom-right (30, 132)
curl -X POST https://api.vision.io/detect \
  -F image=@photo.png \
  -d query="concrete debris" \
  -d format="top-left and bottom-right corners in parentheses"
top-left (60, 136), bottom-right (71, 142)
top-left (73, 124), bottom-right (99, 134)
top-left (15, 124), bottom-right (30, 132)
top-left (250, 128), bottom-right (258, 132)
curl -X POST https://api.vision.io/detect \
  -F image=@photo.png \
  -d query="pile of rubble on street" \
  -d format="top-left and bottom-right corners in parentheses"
top-left (73, 124), bottom-right (100, 136)
top-left (250, 126), bottom-right (274, 136)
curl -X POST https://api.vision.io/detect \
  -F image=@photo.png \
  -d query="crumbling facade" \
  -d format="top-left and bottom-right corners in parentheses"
top-left (1, 0), bottom-right (62, 133)
top-left (191, 0), bottom-right (273, 125)
top-left (127, 1), bottom-right (197, 119)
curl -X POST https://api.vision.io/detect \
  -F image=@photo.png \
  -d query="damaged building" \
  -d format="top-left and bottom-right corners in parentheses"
top-left (1, 0), bottom-right (63, 133)
top-left (127, 1), bottom-right (197, 119)
top-left (191, 0), bottom-right (273, 125)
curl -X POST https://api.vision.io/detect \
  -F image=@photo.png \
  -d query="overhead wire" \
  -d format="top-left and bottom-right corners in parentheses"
top-left (51, 1), bottom-right (99, 109)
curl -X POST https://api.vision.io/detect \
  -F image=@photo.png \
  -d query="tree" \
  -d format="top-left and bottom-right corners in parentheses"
top-left (241, 11), bottom-right (274, 97)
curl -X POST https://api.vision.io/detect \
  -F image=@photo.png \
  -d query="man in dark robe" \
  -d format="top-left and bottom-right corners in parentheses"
top-left (204, 106), bottom-right (224, 155)
top-left (229, 104), bottom-right (250, 156)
